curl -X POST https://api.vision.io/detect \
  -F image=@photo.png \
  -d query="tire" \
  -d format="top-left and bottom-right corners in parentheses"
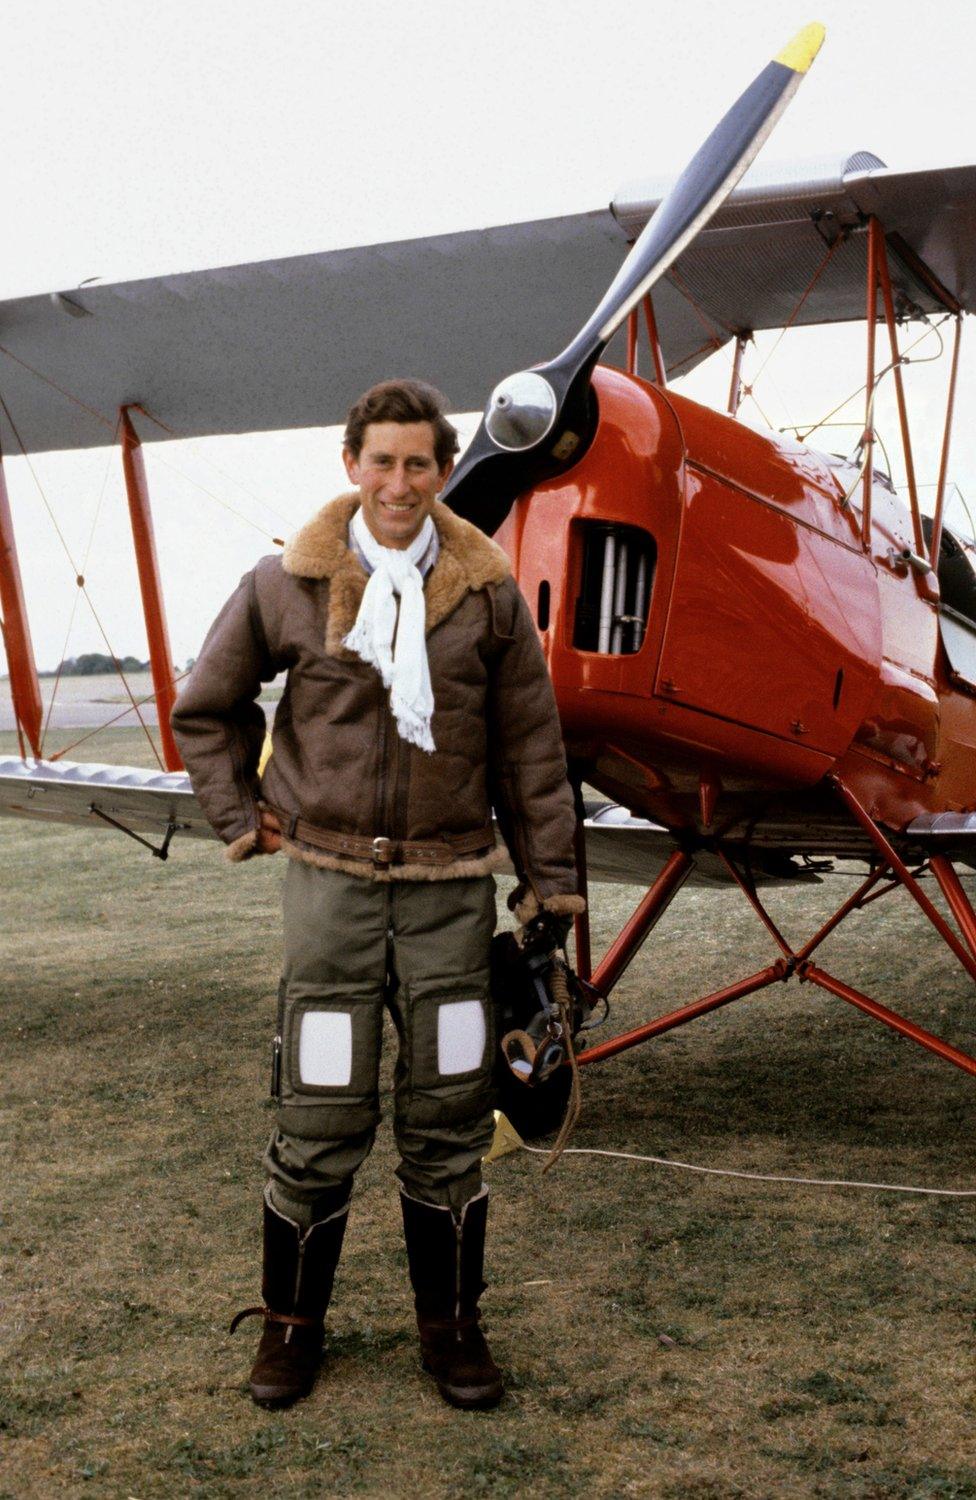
top-left (495, 1063), bottom-right (572, 1141)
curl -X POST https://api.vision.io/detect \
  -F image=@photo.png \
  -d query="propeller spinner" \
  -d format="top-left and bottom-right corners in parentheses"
top-left (442, 22), bottom-right (826, 535)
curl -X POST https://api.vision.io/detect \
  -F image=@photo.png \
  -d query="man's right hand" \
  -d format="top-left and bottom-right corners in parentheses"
top-left (255, 807), bottom-right (282, 855)
top-left (518, 908), bottom-right (573, 958)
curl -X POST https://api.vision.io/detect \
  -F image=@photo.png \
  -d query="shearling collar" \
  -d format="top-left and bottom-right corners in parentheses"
top-left (282, 491), bottom-right (510, 657)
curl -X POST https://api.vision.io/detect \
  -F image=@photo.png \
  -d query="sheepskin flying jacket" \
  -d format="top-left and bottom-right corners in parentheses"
top-left (171, 492), bottom-right (582, 906)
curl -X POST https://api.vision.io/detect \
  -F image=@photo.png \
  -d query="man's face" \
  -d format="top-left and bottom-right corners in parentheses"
top-left (343, 421), bottom-right (453, 550)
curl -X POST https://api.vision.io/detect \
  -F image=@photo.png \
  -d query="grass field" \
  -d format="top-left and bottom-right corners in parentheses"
top-left (2, 727), bottom-right (975, 1498)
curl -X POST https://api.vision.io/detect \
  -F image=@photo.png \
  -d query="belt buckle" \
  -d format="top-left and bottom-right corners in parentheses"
top-left (371, 836), bottom-right (394, 867)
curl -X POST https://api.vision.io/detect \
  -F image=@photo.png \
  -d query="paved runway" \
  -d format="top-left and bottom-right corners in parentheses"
top-left (0, 672), bottom-right (283, 732)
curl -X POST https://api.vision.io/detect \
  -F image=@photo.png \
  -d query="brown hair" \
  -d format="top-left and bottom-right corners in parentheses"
top-left (343, 379), bottom-right (459, 469)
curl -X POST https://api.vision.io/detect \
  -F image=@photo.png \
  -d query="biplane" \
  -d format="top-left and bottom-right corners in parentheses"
top-left (4, 24), bottom-right (976, 1096)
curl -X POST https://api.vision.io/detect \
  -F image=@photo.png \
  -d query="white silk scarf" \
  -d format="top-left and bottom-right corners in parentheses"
top-left (344, 507), bottom-right (437, 752)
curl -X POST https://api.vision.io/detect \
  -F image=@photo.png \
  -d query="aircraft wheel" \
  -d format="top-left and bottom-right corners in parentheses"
top-left (495, 1064), bottom-right (572, 1141)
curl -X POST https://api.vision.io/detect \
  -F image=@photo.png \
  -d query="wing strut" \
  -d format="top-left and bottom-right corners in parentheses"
top-left (572, 823), bottom-right (976, 1081)
top-left (625, 294), bottom-right (668, 385)
top-left (928, 314), bottom-right (964, 570)
top-left (119, 408), bottom-right (182, 771)
top-left (0, 433), bottom-right (42, 754)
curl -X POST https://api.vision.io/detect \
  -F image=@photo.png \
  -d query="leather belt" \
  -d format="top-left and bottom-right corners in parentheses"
top-left (271, 808), bottom-right (495, 868)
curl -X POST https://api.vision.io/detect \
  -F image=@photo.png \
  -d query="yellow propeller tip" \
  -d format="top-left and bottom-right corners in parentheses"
top-left (774, 21), bottom-right (826, 74)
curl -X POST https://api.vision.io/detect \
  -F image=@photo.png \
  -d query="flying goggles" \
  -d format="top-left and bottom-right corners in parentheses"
top-left (496, 912), bottom-right (607, 1088)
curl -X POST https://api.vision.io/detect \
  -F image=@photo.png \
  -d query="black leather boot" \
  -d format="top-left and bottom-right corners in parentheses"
top-left (231, 1183), bottom-right (350, 1409)
top-left (400, 1186), bottom-right (504, 1410)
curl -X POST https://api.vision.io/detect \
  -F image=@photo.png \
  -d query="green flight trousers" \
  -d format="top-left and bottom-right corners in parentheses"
top-left (263, 860), bottom-right (497, 1222)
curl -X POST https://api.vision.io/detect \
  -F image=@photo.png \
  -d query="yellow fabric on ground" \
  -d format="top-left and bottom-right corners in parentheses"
top-left (484, 1111), bottom-right (525, 1163)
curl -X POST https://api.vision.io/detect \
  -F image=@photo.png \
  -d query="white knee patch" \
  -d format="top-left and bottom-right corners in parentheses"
top-left (437, 1000), bottom-right (486, 1076)
top-left (298, 1011), bottom-right (353, 1087)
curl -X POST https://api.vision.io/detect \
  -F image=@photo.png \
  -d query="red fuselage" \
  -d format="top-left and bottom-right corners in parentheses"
top-left (497, 366), bottom-right (976, 856)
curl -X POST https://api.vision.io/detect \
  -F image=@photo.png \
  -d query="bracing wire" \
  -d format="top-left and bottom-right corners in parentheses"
top-left (0, 390), bottom-right (164, 769)
top-left (740, 312), bottom-right (949, 468)
top-left (744, 236), bottom-right (844, 390)
top-left (834, 356), bottom-right (912, 511)
top-left (51, 670), bottom-right (192, 761)
top-left (776, 420), bottom-right (896, 491)
top-left (131, 405), bottom-right (295, 536)
top-left (750, 315), bottom-right (948, 515)
top-left (0, 341), bottom-right (116, 434)
top-left (665, 266), bottom-right (728, 352)
top-left (762, 366), bottom-right (797, 443)
top-left (0, 342), bottom-right (288, 545)
top-left (0, 336), bottom-right (294, 762)
top-left (740, 383), bottom-right (776, 431)
top-left (40, 417), bottom-right (122, 754)
top-left (790, 315), bottom-right (949, 446)
top-left (128, 442), bottom-right (286, 544)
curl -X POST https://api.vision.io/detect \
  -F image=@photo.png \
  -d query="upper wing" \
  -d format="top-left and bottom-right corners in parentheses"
top-left (2, 153), bottom-right (973, 454)
top-left (0, 211), bottom-right (630, 453)
top-left (616, 153), bottom-right (976, 371)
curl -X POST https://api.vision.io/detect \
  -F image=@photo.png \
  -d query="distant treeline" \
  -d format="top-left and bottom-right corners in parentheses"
top-left (39, 653), bottom-right (151, 678)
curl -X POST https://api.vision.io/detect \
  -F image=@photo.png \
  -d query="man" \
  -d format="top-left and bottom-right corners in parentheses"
top-left (172, 379), bottom-right (582, 1411)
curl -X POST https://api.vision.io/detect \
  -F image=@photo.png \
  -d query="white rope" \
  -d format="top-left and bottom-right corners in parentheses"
top-left (521, 1144), bottom-right (976, 1197)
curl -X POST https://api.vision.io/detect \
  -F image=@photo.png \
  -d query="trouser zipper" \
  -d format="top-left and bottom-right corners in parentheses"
top-left (454, 1204), bottom-right (464, 1326)
top-left (286, 1234), bottom-right (307, 1346)
top-left (270, 980), bottom-right (286, 1101)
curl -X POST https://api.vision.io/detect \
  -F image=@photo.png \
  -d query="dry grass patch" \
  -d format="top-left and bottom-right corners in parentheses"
top-left (1, 728), bottom-right (975, 1497)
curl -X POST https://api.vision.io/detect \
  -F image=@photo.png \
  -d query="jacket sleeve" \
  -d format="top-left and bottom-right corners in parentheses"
top-left (485, 577), bottom-right (584, 914)
top-left (171, 564), bottom-right (278, 861)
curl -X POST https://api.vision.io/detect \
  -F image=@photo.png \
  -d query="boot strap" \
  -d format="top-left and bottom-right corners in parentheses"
top-left (229, 1305), bottom-right (322, 1335)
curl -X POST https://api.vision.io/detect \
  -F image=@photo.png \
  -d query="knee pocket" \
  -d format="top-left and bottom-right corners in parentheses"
top-left (276, 984), bottom-right (383, 1138)
top-left (396, 976), bottom-right (495, 1129)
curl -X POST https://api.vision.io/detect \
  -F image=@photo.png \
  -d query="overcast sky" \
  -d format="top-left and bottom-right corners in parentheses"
top-left (3, 0), bottom-right (976, 676)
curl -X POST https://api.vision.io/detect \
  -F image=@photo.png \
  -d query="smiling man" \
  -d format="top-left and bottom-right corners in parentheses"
top-left (344, 409), bottom-right (444, 548)
top-left (171, 378), bottom-right (582, 1412)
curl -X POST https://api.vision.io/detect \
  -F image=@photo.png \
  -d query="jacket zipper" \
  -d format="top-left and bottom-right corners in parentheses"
top-left (386, 596), bottom-right (407, 840)
top-left (374, 695), bottom-right (389, 835)
top-left (387, 703), bottom-right (400, 837)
